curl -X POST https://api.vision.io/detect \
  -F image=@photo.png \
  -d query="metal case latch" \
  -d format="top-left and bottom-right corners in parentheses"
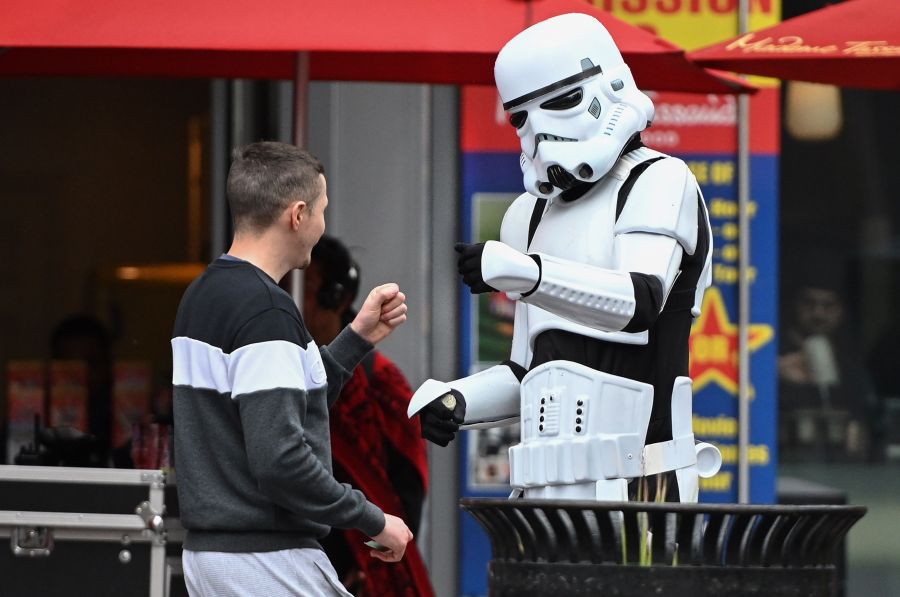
top-left (11, 527), bottom-right (54, 557)
top-left (136, 501), bottom-right (165, 533)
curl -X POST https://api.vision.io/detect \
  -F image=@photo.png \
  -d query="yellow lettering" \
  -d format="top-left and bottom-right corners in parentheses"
top-left (710, 161), bottom-right (735, 185)
top-left (688, 161), bottom-right (709, 185)
top-left (707, 198), bottom-right (757, 219)
top-left (842, 41), bottom-right (900, 57)
top-left (712, 264), bottom-right (758, 285)
top-left (700, 471), bottom-right (733, 492)
top-left (694, 335), bottom-right (732, 364)
top-left (720, 222), bottom-right (738, 240)
top-left (692, 415), bottom-right (738, 438)
top-left (714, 264), bottom-right (736, 284)
top-left (709, 198), bottom-right (735, 218)
top-left (726, 33), bottom-right (837, 55)
top-left (720, 244), bottom-right (738, 262)
top-left (716, 444), bottom-right (771, 466)
top-left (693, 336), bottom-right (710, 361)
top-left (711, 335), bottom-right (729, 362)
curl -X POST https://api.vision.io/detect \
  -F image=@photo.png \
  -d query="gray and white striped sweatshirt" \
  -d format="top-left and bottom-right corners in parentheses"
top-left (171, 257), bottom-right (384, 552)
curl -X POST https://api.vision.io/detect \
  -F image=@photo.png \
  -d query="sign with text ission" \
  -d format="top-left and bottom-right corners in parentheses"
top-left (458, 3), bottom-right (780, 594)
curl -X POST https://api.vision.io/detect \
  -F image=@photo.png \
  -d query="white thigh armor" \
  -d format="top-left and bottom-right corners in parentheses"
top-left (509, 361), bottom-right (652, 501)
top-left (508, 361), bottom-right (721, 502)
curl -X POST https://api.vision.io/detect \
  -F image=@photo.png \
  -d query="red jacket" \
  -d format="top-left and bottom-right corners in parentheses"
top-left (326, 351), bottom-right (434, 597)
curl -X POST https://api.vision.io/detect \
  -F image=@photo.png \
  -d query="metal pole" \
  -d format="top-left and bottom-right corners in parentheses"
top-left (209, 79), bottom-right (229, 258)
top-left (289, 52), bottom-right (310, 309)
top-left (148, 477), bottom-right (166, 597)
top-left (427, 85), bottom-right (461, 597)
top-left (737, 0), bottom-right (751, 504)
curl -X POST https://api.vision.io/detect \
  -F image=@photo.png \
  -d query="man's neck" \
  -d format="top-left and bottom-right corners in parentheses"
top-left (227, 232), bottom-right (292, 282)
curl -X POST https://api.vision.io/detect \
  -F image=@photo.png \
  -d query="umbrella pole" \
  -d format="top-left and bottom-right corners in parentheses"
top-left (737, 0), bottom-right (751, 504)
top-left (289, 51), bottom-right (311, 310)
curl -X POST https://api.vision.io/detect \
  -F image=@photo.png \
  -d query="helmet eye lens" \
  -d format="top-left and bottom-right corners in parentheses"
top-left (540, 88), bottom-right (584, 111)
top-left (509, 111), bottom-right (528, 129)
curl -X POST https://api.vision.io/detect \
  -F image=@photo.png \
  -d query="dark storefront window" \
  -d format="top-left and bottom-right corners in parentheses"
top-left (0, 78), bottom-right (210, 468)
top-left (779, 83), bottom-right (900, 595)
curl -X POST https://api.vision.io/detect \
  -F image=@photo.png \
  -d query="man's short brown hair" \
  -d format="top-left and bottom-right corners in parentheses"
top-left (227, 142), bottom-right (325, 234)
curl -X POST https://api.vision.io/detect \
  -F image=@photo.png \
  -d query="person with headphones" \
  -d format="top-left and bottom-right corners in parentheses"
top-left (304, 236), bottom-right (434, 597)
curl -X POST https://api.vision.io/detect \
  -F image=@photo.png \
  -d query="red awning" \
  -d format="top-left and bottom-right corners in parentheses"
top-left (690, 0), bottom-right (900, 90)
top-left (0, 0), bottom-right (753, 93)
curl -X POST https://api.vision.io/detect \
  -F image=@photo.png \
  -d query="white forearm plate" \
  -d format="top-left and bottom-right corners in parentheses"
top-left (407, 365), bottom-right (522, 427)
top-left (481, 240), bottom-right (540, 294)
top-left (452, 365), bottom-right (522, 427)
top-left (523, 253), bottom-right (636, 332)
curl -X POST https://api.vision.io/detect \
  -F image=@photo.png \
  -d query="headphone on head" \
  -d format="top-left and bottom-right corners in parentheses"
top-left (312, 236), bottom-right (360, 311)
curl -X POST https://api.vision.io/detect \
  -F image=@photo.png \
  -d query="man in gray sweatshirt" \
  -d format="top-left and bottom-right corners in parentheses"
top-left (172, 142), bottom-right (412, 596)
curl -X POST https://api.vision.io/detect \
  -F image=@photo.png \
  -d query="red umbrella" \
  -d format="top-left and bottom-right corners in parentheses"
top-left (689, 0), bottom-right (900, 90)
top-left (0, 0), bottom-right (752, 93)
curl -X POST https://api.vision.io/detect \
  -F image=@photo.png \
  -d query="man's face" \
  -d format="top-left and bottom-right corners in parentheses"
top-left (795, 287), bottom-right (843, 336)
top-left (297, 174), bottom-right (328, 269)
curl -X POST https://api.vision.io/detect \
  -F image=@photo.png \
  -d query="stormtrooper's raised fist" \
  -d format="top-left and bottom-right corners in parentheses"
top-left (455, 242), bottom-right (496, 295)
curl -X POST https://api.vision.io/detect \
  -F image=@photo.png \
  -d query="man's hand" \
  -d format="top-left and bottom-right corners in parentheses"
top-left (455, 242), bottom-right (497, 294)
top-left (778, 351), bottom-right (811, 384)
top-left (420, 391), bottom-right (466, 446)
top-left (350, 283), bottom-right (408, 345)
top-left (370, 514), bottom-right (413, 563)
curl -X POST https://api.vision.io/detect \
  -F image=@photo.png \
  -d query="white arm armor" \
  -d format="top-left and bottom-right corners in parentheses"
top-left (481, 237), bottom-right (682, 333)
top-left (407, 364), bottom-right (521, 428)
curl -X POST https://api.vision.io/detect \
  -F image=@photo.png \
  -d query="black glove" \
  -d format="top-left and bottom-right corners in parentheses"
top-left (420, 390), bottom-right (466, 447)
top-left (455, 242), bottom-right (497, 294)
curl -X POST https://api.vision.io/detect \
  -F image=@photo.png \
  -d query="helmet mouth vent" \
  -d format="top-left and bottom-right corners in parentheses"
top-left (547, 165), bottom-right (577, 190)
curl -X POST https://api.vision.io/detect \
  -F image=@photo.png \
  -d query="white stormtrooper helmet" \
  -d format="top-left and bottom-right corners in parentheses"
top-left (495, 13), bottom-right (655, 199)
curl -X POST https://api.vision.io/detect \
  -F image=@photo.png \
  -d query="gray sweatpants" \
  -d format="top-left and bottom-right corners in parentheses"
top-left (183, 548), bottom-right (353, 597)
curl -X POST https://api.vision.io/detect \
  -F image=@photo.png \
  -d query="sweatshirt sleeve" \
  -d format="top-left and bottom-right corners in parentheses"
top-left (229, 308), bottom-right (385, 537)
top-left (319, 324), bottom-right (373, 408)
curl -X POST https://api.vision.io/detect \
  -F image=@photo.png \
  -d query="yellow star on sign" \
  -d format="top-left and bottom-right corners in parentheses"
top-left (689, 286), bottom-right (774, 395)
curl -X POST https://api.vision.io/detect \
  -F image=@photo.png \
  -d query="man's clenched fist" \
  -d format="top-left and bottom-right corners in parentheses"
top-left (350, 283), bottom-right (407, 345)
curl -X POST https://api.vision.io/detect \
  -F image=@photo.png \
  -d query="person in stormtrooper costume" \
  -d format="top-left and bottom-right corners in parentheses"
top-left (409, 13), bottom-right (721, 502)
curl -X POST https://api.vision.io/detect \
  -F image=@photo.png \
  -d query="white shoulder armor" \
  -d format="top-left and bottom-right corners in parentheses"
top-left (500, 192), bottom-right (542, 252)
top-left (614, 157), bottom-right (699, 255)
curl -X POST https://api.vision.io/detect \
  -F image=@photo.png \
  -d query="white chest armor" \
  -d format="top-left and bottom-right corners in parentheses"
top-left (505, 148), bottom-right (666, 366)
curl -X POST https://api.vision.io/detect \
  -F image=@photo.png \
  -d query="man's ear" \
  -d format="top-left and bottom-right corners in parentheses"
top-left (289, 200), bottom-right (308, 231)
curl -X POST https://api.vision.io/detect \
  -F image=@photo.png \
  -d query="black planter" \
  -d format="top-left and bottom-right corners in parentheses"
top-left (460, 498), bottom-right (866, 597)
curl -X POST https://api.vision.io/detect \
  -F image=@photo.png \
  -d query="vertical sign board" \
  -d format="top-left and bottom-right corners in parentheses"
top-left (458, 3), bottom-right (780, 594)
top-left (602, 0), bottom-right (782, 504)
